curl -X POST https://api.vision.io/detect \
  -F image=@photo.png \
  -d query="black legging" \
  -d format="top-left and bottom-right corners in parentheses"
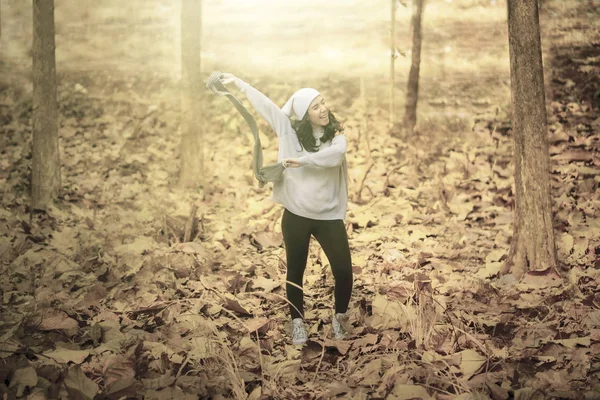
top-left (281, 209), bottom-right (353, 320)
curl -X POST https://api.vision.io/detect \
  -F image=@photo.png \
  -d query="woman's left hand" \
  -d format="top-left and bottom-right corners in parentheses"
top-left (282, 158), bottom-right (302, 168)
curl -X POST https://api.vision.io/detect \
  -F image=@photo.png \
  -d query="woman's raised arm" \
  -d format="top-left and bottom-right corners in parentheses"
top-left (221, 73), bottom-right (291, 137)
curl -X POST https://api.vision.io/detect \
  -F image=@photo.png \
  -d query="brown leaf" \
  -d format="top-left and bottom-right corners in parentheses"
top-left (102, 355), bottom-right (135, 389)
top-left (264, 359), bottom-right (300, 378)
top-left (8, 366), bottom-right (37, 397)
top-left (43, 348), bottom-right (90, 364)
top-left (174, 242), bottom-right (206, 254)
top-left (105, 377), bottom-right (138, 398)
top-left (301, 341), bottom-right (324, 360)
top-left (248, 386), bottom-right (263, 400)
top-left (27, 388), bottom-right (48, 400)
top-left (323, 380), bottom-right (351, 397)
top-left (386, 282), bottom-right (413, 302)
top-left (244, 317), bottom-right (270, 333)
top-left (457, 349), bottom-right (487, 380)
top-left (64, 366), bottom-right (99, 400)
top-left (323, 338), bottom-right (352, 355)
top-left (77, 284), bottom-right (108, 309)
top-left (251, 231), bottom-right (283, 249)
top-left (189, 337), bottom-right (212, 360)
top-left (551, 150), bottom-right (593, 162)
top-left (513, 388), bottom-right (545, 400)
top-left (378, 365), bottom-right (409, 396)
top-left (357, 358), bottom-right (382, 386)
top-left (39, 309), bottom-right (79, 336)
top-left (228, 272), bottom-right (250, 293)
top-left (388, 384), bottom-right (432, 400)
top-left (251, 276), bottom-right (281, 293)
top-left (519, 268), bottom-right (563, 289)
top-left (142, 373), bottom-right (176, 390)
top-left (144, 386), bottom-right (198, 400)
top-left (223, 295), bottom-right (253, 316)
top-left (352, 333), bottom-right (379, 349)
top-left (487, 381), bottom-right (510, 400)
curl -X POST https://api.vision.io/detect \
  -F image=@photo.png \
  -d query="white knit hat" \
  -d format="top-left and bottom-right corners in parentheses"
top-left (281, 88), bottom-right (321, 120)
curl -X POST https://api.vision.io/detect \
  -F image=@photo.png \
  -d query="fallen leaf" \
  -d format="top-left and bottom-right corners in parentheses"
top-left (519, 268), bottom-right (563, 289)
top-left (251, 231), bottom-right (283, 248)
top-left (27, 388), bottom-right (48, 400)
top-left (357, 358), bottom-right (382, 386)
top-left (39, 309), bottom-right (79, 336)
top-left (324, 380), bottom-right (351, 397)
top-left (106, 377), bottom-right (138, 398)
top-left (103, 355), bottom-right (136, 388)
top-left (114, 236), bottom-right (156, 256)
top-left (457, 349), bottom-right (487, 380)
top-left (244, 317), bottom-right (270, 333)
top-left (264, 359), bottom-right (301, 378)
top-left (8, 366), bottom-right (37, 397)
top-left (248, 386), bottom-right (263, 400)
top-left (189, 337), bottom-right (212, 360)
top-left (142, 373), bottom-right (176, 390)
top-left (251, 276), bottom-right (280, 293)
top-left (389, 383), bottom-right (432, 399)
top-left (49, 227), bottom-right (79, 256)
top-left (223, 295), bottom-right (253, 316)
top-left (174, 242), bottom-right (206, 254)
top-left (352, 333), bottom-right (379, 349)
top-left (64, 366), bottom-right (99, 400)
top-left (323, 338), bottom-right (352, 355)
top-left (44, 348), bottom-right (90, 364)
top-left (144, 386), bottom-right (198, 400)
top-left (545, 337), bottom-right (591, 348)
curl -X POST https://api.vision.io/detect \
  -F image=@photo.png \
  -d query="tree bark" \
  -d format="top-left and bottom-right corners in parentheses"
top-left (179, 0), bottom-right (204, 188)
top-left (504, 0), bottom-right (557, 278)
top-left (389, 0), bottom-right (397, 129)
top-left (403, 0), bottom-right (425, 136)
top-left (31, 0), bottom-right (60, 211)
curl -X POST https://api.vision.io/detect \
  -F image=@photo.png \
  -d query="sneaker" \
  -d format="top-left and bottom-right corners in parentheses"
top-left (332, 312), bottom-right (350, 340)
top-left (291, 318), bottom-right (308, 345)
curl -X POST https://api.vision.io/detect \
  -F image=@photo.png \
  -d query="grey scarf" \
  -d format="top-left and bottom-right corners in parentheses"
top-left (205, 72), bottom-right (284, 186)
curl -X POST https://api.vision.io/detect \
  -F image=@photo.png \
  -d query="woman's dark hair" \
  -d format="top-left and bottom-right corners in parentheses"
top-left (292, 110), bottom-right (343, 153)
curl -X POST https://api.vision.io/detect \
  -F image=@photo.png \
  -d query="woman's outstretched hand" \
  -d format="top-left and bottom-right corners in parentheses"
top-left (220, 73), bottom-right (237, 85)
top-left (282, 158), bottom-right (302, 168)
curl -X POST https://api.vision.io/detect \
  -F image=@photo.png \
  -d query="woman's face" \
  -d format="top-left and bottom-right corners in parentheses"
top-left (307, 95), bottom-right (329, 127)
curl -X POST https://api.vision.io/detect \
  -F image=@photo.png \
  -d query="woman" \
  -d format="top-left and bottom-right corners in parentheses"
top-left (220, 73), bottom-right (353, 345)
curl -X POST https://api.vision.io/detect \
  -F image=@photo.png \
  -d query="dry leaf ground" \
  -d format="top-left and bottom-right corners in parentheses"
top-left (1, 0), bottom-right (599, 399)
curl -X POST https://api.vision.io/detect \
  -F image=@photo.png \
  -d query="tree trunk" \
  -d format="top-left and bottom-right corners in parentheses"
top-left (403, 0), bottom-right (425, 136)
top-left (31, 0), bottom-right (60, 211)
top-left (179, 0), bottom-right (204, 188)
top-left (503, 0), bottom-right (557, 278)
top-left (389, 0), bottom-right (397, 129)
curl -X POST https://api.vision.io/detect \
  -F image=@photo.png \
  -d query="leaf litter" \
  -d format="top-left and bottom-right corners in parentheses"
top-left (1, 1), bottom-right (600, 399)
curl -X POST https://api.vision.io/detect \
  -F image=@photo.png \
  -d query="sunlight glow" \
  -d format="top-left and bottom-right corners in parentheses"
top-left (321, 46), bottom-right (344, 61)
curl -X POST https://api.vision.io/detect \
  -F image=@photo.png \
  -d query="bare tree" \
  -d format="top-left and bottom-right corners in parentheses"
top-left (179, 0), bottom-right (204, 188)
top-left (31, 0), bottom-right (60, 211)
top-left (503, 0), bottom-right (557, 278)
top-left (389, 0), bottom-right (397, 128)
top-left (403, 0), bottom-right (425, 136)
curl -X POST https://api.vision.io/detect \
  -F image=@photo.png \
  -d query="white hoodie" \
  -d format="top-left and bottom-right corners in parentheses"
top-left (235, 79), bottom-right (348, 221)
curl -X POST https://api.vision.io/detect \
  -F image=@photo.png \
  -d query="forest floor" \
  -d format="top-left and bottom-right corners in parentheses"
top-left (1, 0), bottom-right (600, 399)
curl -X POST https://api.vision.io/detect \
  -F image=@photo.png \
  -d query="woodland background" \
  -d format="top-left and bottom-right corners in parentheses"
top-left (1, 0), bottom-right (600, 399)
